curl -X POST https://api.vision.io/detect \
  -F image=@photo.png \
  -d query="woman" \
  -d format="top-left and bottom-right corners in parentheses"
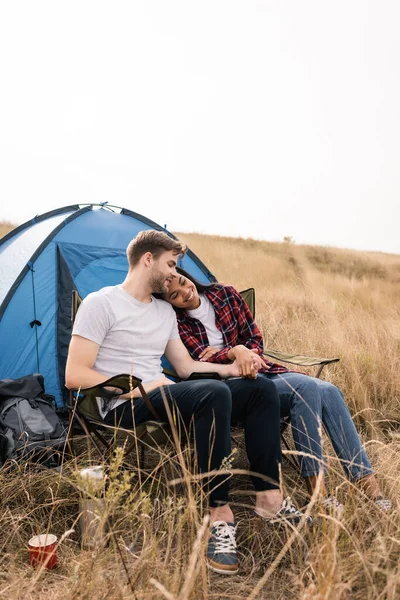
top-left (162, 267), bottom-right (392, 512)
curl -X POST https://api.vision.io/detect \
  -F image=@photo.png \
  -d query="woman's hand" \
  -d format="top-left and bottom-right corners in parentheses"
top-left (251, 351), bottom-right (267, 371)
top-left (227, 345), bottom-right (264, 378)
top-left (199, 346), bottom-right (220, 361)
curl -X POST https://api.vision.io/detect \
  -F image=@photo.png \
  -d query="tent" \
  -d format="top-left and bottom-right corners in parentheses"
top-left (0, 204), bottom-right (216, 406)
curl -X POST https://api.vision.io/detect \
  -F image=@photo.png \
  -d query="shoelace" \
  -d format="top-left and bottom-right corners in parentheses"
top-left (278, 497), bottom-right (303, 517)
top-left (211, 521), bottom-right (237, 554)
top-left (321, 496), bottom-right (342, 508)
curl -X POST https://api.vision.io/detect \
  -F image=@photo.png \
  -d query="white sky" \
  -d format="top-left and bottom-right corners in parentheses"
top-left (1, 1), bottom-right (399, 254)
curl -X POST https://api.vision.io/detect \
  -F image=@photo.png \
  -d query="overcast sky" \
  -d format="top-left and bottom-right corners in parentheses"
top-left (0, 1), bottom-right (399, 254)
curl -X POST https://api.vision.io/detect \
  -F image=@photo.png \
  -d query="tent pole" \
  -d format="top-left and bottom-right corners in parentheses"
top-left (28, 263), bottom-right (40, 372)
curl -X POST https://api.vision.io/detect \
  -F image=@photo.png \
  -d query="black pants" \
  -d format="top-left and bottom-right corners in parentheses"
top-left (104, 376), bottom-right (281, 507)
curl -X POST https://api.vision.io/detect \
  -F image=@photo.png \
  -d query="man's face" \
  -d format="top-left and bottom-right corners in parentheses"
top-left (149, 250), bottom-right (178, 294)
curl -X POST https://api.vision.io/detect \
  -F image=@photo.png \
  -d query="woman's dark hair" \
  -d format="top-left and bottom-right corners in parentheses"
top-left (175, 266), bottom-right (215, 293)
top-left (153, 266), bottom-right (215, 300)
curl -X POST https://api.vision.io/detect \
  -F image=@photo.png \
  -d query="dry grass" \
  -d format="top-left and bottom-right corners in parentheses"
top-left (0, 224), bottom-right (399, 598)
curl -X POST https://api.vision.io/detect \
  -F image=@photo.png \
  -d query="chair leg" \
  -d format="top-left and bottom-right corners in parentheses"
top-left (91, 426), bottom-right (113, 452)
top-left (75, 413), bottom-right (107, 458)
top-left (64, 428), bottom-right (75, 462)
top-left (281, 431), bottom-right (300, 470)
top-left (280, 418), bottom-right (300, 470)
top-left (315, 363), bottom-right (327, 379)
top-left (139, 445), bottom-right (146, 470)
top-left (65, 406), bottom-right (76, 457)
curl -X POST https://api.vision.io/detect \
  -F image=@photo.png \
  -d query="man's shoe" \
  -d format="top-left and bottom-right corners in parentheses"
top-left (373, 496), bottom-right (393, 512)
top-left (255, 496), bottom-right (313, 526)
top-left (206, 521), bottom-right (239, 575)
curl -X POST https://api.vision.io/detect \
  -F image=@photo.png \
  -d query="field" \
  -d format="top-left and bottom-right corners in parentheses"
top-left (0, 222), bottom-right (399, 599)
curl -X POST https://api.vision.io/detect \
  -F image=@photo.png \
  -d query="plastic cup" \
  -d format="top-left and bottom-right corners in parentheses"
top-left (78, 466), bottom-right (107, 548)
top-left (28, 534), bottom-right (58, 569)
top-left (79, 466), bottom-right (104, 494)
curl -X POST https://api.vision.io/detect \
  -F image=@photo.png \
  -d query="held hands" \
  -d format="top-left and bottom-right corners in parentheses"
top-left (197, 344), bottom-right (267, 379)
top-left (227, 345), bottom-right (265, 378)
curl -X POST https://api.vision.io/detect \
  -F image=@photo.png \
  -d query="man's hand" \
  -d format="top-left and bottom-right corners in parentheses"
top-left (165, 338), bottom-right (244, 380)
top-left (134, 376), bottom-right (175, 397)
top-left (227, 345), bottom-right (264, 378)
top-left (227, 360), bottom-right (241, 378)
top-left (199, 346), bottom-right (220, 361)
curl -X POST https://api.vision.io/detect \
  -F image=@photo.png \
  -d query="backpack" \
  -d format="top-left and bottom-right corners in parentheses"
top-left (0, 373), bottom-right (67, 467)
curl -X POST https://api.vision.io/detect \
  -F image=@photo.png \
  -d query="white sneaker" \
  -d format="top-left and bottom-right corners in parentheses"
top-left (374, 496), bottom-right (393, 512)
top-left (320, 496), bottom-right (345, 517)
top-left (255, 497), bottom-right (313, 526)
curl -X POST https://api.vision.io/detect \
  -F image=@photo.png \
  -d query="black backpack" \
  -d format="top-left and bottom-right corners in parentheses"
top-left (0, 374), bottom-right (67, 467)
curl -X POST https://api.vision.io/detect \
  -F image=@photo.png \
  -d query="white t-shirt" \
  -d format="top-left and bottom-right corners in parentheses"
top-left (72, 285), bottom-right (179, 416)
top-left (187, 294), bottom-right (224, 349)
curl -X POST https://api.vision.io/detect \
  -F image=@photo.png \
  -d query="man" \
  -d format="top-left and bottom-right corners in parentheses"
top-left (66, 230), bottom-right (310, 576)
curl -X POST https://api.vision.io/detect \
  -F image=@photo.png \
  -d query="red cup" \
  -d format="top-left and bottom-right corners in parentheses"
top-left (28, 534), bottom-right (58, 569)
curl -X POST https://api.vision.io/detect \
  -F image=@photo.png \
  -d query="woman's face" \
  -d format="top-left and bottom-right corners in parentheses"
top-left (164, 274), bottom-right (200, 310)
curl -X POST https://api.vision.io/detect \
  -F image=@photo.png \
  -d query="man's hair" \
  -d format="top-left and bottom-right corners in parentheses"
top-left (126, 230), bottom-right (187, 268)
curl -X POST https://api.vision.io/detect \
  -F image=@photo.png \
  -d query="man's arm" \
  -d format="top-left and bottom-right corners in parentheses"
top-left (164, 338), bottom-right (241, 380)
top-left (65, 335), bottom-right (109, 390)
top-left (65, 335), bottom-right (176, 397)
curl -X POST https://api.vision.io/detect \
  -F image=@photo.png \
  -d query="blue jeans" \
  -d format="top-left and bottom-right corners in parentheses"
top-left (263, 372), bottom-right (373, 481)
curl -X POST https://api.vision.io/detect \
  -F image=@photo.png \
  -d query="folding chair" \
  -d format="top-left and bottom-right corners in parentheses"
top-left (239, 288), bottom-right (340, 379)
top-left (66, 292), bottom-right (170, 467)
top-left (239, 287), bottom-right (340, 467)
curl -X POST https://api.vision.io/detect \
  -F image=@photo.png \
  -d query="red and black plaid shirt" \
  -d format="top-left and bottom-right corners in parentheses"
top-left (175, 284), bottom-right (289, 374)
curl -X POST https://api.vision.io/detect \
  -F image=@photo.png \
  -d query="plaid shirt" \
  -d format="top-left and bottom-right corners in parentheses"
top-left (175, 284), bottom-right (289, 374)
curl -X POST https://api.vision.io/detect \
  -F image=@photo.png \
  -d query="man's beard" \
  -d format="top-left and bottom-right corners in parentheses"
top-left (149, 268), bottom-right (169, 294)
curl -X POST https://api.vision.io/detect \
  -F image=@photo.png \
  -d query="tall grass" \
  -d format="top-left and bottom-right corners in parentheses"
top-left (0, 225), bottom-right (399, 599)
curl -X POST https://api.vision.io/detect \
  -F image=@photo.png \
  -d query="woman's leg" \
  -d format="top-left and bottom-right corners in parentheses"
top-left (266, 372), bottom-right (327, 482)
top-left (317, 379), bottom-right (374, 482)
top-left (268, 372), bottom-right (377, 495)
top-left (316, 380), bottom-right (385, 499)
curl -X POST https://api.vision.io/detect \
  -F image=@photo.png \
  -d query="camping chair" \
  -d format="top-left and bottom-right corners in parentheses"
top-left (239, 287), bottom-right (340, 468)
top-left (66, 291), bottom-right (170, 467)
top-left (239, 288), bottom-right (340, 379)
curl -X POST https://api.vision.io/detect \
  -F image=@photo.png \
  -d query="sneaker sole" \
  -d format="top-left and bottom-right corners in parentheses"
top-left (206, 559), bottom-right (239, 575)
top-left (255, 510), bottom-right (312, 526)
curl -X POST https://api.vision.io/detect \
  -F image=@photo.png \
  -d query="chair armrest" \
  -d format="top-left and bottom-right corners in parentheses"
top-left (263, 349), bottom-right (340, 367)
top-left (264, 349), bottom-right (340, 379)
top-left (74, 373), bottom-right (142, 399)
top-left (68, 373), bottom-right (162, 422)
top-left (162, 367), bottom-right (222, 381)
top-left (187, 372), bottom-right (222, 381)
top-left (162, 367), bottom-right (180, 380)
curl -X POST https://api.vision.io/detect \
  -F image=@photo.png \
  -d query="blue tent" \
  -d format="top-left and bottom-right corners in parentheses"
top-left (0, 204), bottom-right (216, 406)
